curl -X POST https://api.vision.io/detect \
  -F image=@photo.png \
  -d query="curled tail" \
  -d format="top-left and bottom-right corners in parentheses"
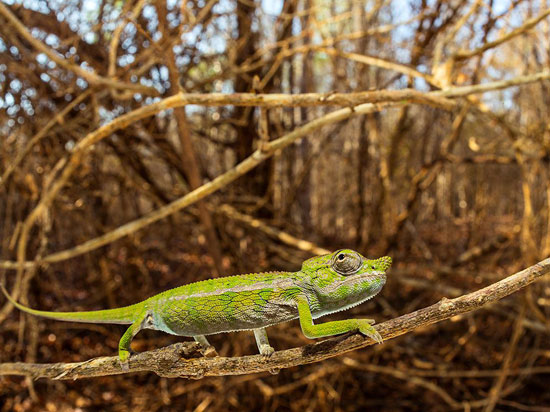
top-left (1, 283), bottom-right (140, 325)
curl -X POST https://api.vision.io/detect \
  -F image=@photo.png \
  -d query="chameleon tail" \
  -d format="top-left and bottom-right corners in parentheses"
top-left (0, 283), bottom-right (140, 325)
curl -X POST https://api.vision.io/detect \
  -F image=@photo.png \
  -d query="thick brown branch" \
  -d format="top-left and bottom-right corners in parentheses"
top-left (0, 258), bottom-right (548, 380)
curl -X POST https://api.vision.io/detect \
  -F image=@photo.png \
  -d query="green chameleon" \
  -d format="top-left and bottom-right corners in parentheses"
top-left (1, 249), bottom-right (391, 368)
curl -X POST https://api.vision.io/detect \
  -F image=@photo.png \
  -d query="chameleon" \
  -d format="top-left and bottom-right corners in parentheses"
top-left (1, 249), bottom-right (391, 368)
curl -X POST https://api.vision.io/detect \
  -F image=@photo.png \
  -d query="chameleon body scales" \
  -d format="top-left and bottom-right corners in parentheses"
top-left (2, 249), bottom-right (391, 367)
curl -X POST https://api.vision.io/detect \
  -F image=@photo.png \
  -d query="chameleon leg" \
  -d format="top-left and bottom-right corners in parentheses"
top-left (295, 296), bottom-right (382, 344)
top-left (193, 335), bottom-right (218, 357)
top-left (118, 312), bottom-right (148, 370)
top-left (253, 328), bottom-right (275, 356)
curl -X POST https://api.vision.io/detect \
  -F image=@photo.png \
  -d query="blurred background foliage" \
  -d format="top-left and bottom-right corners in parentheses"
top-left (1, 0), bottom-right (550, 410)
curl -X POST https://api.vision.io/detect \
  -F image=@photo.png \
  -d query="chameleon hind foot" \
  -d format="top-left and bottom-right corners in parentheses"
top-left (258, 343), bottom-right (275, 357)
top-left (118, 315), bottom-right (148, 370)
top-left (194, 335), bottom-right (218, 357)
top-left (201, 346), bottom-right (218, 357)
top-left (254, 328), bottom-right (275, 357)
top-left (119, 349), bottom-right (132, 371)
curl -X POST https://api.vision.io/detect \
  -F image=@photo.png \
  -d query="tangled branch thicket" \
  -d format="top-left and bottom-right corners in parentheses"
top-left (1, 1), bottom-right (550, 411)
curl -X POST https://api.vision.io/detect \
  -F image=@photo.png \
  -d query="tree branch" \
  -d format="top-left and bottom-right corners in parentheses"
top-left (1, 258), bottom-right (548, 380)
top-left (2, 69), bottom-right (550, 273)
top-left (455, 7), bottom-right (550, 61)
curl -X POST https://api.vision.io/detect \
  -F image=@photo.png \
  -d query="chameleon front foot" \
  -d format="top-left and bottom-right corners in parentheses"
top-left (357, 319), bottom-right (383, 344)
top-left (296, 296), bottom-right (384, 344)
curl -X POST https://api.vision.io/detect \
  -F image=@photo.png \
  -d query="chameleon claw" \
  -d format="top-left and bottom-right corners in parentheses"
top-left (201, 345), bottom-right (218, 358)
top-left (118, 348), bottom-right (139, 371)
top-left (370, 330), bottom-right (383, 344)
top-left (253, 328), bottom-right (275, 358)
top-left (358, 321), bottom-right (383, 344)
top-left (119, 349), bottom-right (131, 371)
top-left (259, 344), bottom-right (275, 358)
top-left (194, 336), bottom-right (218, 357)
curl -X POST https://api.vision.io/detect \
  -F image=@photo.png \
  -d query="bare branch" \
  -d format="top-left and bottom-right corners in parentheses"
top-left (455, 7), bottom-right (550, 60)
top-left (10, 100), bottom-right (396, 270)
top-left (1, 69), bottom-right (550, 273)
top-left (317, 48), bottom-right (436, 85)
top-left (217, 204), bottom-right (330, 256)
top-left (433, 71), bottom-right (550, 97)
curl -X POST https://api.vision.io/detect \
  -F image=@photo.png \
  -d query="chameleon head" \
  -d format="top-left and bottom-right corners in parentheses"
top-left (301, 249), bottom-right (391, 315)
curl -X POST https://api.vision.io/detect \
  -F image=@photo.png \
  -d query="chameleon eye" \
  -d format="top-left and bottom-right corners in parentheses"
top-left (331, 251), bottom-right (362, 275)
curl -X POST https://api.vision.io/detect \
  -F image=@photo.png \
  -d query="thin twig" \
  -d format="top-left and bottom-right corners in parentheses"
top-left (483, 304), bottom-right (525, 412)
top-left (455, 7), bottom-right (550, 60)
top-left (217, 204), bottom-right (330, 255)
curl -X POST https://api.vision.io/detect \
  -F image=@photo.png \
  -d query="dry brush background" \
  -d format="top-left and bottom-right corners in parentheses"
top-left (1, 0), bottom-right (550, 411)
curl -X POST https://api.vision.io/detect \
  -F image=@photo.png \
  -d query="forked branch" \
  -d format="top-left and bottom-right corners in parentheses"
top-left (1, 258), bottom-right (548, 380)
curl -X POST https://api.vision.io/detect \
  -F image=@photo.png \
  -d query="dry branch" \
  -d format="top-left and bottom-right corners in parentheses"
top-left (316, 48), bottom-right (436, 84)
top-left (0, 100), bottom-right (393, 275)
top-left (1, 257), bottom-right (548, 380)
top-left (217, 204), bottom-right (330, 256)
top-left (2, 69), bottom-right (550, 274)
top-left (455, 7), bottom-right (550, 60)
